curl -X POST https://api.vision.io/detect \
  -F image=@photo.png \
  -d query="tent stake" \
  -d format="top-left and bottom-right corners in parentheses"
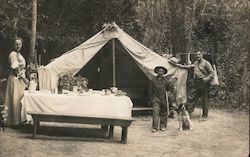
top-left (112, 39), bottom-right (116, 87)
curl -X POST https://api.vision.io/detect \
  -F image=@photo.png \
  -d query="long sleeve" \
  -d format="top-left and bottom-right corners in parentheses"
top-left (9, 52), bottom-right (19, 69)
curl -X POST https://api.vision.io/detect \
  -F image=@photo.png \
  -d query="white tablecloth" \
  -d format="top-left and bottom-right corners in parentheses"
top-left (21, 91), bottom-right (133, 122)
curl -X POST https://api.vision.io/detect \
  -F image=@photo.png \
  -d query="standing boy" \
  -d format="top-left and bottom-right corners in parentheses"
top-left (149, 66), bottom-right (171, 132)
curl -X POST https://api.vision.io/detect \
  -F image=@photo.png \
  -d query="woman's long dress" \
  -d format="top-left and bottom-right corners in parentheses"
top-left (5, 51), bottom-right (26, 126)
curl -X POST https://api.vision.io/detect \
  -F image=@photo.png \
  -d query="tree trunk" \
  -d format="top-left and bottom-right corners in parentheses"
top-left (243, 0), bottom-right (250, 106)
top-left (213, 0), bottom-right (224, 66)
top-left (169, 0), bottom-right (178, 56)
top-left (184, 0), bottom-right (194, 64)
top-left (29, 0), bottom-right (37, 65)
top-left (239, 0), bottom-right (250, 107)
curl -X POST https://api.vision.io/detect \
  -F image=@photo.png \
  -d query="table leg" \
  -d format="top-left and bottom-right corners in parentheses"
top-left (2, 125), bottom-right (5, 132)
top-left (33, 120), bottom-right (39, 139)
top-left (37, 121), bottom-right (40, 130)
top-left (121, 127), bottom-right (128, 144)
top-left (109, 125), bottom-right (114, 138)
top-left (101, 125), bottom-right (108, 131)
top-left (101, 125), bottom-right (109, 137)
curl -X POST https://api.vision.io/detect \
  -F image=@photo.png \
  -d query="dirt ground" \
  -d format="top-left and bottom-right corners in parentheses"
top-left (0, 109), bottom-right (249, 157)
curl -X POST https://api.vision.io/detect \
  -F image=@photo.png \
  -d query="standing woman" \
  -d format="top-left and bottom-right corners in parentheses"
top-left (5, 37), bottom-right (28, 126)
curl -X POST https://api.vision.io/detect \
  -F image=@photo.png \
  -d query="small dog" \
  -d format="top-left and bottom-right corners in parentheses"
top-left (177, 103), bottom-right (193, 131)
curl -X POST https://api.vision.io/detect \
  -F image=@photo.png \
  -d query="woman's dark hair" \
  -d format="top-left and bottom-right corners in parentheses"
top-left (14, 37), bottom-right (23, 44)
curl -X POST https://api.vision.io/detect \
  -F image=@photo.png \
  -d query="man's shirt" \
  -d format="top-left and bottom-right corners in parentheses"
top-left (149, 76), bottom-right (171, 102)
top-left (193, 59), bottom-right (214, 81)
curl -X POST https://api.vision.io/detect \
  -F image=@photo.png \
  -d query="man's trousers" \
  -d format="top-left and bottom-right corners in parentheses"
top-left (187, 79), bottom-right (210, 118)
top-left (152, 100), bottom-right (168, 130)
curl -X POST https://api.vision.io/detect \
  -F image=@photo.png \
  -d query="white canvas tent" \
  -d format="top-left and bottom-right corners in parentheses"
top-left (38, 22), bottom-right (188, 102)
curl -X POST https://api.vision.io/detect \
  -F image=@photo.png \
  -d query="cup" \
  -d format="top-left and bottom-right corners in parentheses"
top-left (106, 89), bottom-right (111, 95)
top-left (89, 89), bottom-right (93, 93)
top-left (51, 88), bottom-right (55, 94)
top-left (28, 81), bottom-right (37, 93)
top-left (73, 86), bottom-right (78, 94)
top-left (101, 89), bottom-right (105, 95)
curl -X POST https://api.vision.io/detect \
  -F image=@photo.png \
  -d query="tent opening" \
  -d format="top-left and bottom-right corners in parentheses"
top-left (77, 39), bottom-right (150, 106)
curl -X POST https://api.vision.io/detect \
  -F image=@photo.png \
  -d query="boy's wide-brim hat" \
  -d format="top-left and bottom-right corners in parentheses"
top-left (154, 66), bottom-right (168, 74)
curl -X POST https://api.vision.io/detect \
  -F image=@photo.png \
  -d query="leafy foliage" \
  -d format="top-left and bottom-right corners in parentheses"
top-left (0, 0), bottom-right (142, 64)
top-left (36, 0), bottom-right (142, 59)
top-left (137, 0), bottom-right (249, 111)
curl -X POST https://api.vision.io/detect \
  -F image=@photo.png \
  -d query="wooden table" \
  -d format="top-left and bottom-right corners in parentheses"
top-left (22, 91), bottom-right (133, 122)
top-left (28, 112), bottom-right (135, 144)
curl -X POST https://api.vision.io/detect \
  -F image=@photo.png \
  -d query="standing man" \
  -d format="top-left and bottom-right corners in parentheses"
top-left (187, 51), bottom-right (214, 120)
top-left (149, 66), bottom-right (171, 132)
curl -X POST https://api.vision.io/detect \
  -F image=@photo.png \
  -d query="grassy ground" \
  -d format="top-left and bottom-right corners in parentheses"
top-left (0, 108), bottom-right (249, 157)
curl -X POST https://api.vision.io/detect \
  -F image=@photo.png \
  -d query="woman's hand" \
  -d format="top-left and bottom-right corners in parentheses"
top-left (18, 63), bottom-right (25, 68)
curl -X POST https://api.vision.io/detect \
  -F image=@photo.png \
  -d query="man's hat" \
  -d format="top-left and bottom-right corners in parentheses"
top-left (154, 66), bottom-right (168, 74)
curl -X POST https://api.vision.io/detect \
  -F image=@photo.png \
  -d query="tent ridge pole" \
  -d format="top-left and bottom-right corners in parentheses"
top-left (112, 39), bottom-right (116, 87)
